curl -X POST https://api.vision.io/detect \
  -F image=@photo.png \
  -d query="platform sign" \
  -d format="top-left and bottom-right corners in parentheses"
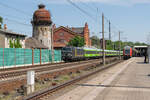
top-left (27, 70), bottom-right (35, 85)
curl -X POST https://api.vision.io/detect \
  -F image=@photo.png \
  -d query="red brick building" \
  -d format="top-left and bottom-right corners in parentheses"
top-left (53, 23), bottom-right (91, 49)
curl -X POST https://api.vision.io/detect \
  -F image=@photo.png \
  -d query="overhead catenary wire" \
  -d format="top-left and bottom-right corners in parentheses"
top-left (80, 0), bottom-right (121, 33)
top-left (67, 0), bottom-right (97, 23)
top-left (71, 0), bottom-right (122, 41)
top-left (0, 11), bottom-right (31, 22)
top-left (0, 1), bottom-right (34, 36)
top-left (0, 0), bottom-right (122, 41)
top-left (77, 0), bottom-right (97, 12)
top-left (4, 18), bottom-right (32, 27)
top-left (0, 1), bottom-right (31, 17)
top-left (74, 0), bottom-right (100, 22)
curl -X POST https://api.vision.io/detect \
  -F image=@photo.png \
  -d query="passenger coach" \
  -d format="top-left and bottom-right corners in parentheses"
top-left (62, 47), bottom-right (123, 62)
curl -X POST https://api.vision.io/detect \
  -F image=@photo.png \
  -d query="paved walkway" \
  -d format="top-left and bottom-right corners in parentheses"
top-left (53, 57), bottom-right (150, 100)
top-left (94, 57), bottom-right (150, 100)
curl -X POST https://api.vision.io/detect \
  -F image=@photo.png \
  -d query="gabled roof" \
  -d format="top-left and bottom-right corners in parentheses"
top-left (25, 37), bottom-right (48, 49)
top-left (0, 29), bottom-right (26, 37)
top-left (54, 26), bottom-right (83, 37)
top-left (134, 46), bottom-right (148, 48)
top-left (69, 27), bottom-right (84, 35)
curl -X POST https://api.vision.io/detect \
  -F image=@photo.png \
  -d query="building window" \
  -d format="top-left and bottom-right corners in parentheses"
top-left (60, 33), bottom-right (64, 36)
top-left (40, 40), bottom-right (42, 44)
top-left (57, 39), bottom-right (66, 43)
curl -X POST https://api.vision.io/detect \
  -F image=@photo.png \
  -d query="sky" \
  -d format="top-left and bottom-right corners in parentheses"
top-left (0, 0), bottom-right (150, 43)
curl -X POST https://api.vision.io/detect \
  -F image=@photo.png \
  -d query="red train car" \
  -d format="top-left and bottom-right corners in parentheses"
top-left (123, 46), bottom-right (132, 59)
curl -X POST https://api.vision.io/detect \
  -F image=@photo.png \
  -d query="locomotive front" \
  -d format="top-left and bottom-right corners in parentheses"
top-left (62, 47), bottom-right (73, 61)
top-left (123, 46), bottom-right (132, 59)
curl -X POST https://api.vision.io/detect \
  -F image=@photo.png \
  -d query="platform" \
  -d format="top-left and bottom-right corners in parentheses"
top-left (94, 57), bottom-right (150, 100)
top-left (53, 57), bottom-right (150, 100)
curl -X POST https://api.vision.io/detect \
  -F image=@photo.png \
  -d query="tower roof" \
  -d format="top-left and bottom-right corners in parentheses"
top-left (32, 4), bottom-right (52, 25)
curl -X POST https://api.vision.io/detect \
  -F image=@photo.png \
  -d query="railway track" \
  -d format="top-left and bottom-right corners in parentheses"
top-left (23, 60), bottom-right (122, 100)
top-left (0, 58), bottom-right (106, 81)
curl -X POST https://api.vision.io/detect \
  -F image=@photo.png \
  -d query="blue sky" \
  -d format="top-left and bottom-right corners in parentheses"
top-left (0, 0), bottom-right (150, 43)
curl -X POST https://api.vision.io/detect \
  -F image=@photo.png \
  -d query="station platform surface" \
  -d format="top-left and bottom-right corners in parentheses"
top-left (94, 57), bottom-right (150, 100)
top-left (53, 57), bottom-right (150, 100)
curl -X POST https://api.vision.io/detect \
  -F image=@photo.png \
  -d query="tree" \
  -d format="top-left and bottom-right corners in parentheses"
top-left (9, 40), bottom-right (14, 48)
top-left (68, 36), bottom-right (85, 47)
top-left (9, 38), bottom-right (22, 48)
top-left (147, 34), bottom-right (150, 45)
top-left (106, 40), bottom-right (113, 50)
top-left (0, 16), bottom-right (3, 29)
top-left (90, 35), bottom-right (148, 50)
top-left (14, 38), bottom-right (22, 48)
top-left (90, 36), bottom-right (100, 48)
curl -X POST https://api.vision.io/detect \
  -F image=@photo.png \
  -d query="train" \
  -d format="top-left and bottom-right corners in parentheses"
top-left (62, 47), bottom-right (123, 62)
top-left (123, 46), bottom-right (132, 59)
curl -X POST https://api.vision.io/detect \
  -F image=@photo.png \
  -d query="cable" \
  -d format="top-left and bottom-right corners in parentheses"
top-left (77, 0), bottom-right (97, 12)
top-left (0, 2), bottom-right (31, 17)
top-left (5, 18), bottom-right (31, 27)
top-left (80, 1), bottom-right (121, 33)
top-left (0, 11), bottom-right (30, 21)
top-left (71, 0), bottom-right (121, 39)
top-left (67, 0), bottom-right (97, 22)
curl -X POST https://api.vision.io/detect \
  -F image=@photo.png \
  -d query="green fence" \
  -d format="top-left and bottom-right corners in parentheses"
top-left (0, 48), bottom-right (61, 67)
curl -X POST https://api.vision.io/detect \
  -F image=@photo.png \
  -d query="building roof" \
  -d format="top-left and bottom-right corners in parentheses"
top-left (0, 29), bottom-right (26, 37)
top-left (32, 4), bottom-right (52, 25)
top-left (54, 26), bottom-right (83, 37)
top-left (134, 46), bottom-right (148, 48)
top-left (69, 27), bottom-right (84, 35)
top-left (33, 4), bottom-right (51, 22)
top-left (25, 37), bottom-right (48, 49)
top-left (124, 46), bottom-right (131, 50)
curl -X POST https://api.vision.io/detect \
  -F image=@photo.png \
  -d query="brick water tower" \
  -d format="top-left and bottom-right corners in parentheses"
top-left (31, 4), bottom-right (52, 49)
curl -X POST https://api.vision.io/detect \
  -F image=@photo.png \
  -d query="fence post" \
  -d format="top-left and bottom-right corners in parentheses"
top-left (48, 49), bottom-right (49, 63)
top-left (40, 49), bottom-right (41, 65)
top-left (24, 48), bottom-right (25, 66)
top-left (3, 48), bottom-right (4, 68)
top-left (15, 48), bottom-right (16, 67)
top-left (32, 48), bottom-right (34, 66)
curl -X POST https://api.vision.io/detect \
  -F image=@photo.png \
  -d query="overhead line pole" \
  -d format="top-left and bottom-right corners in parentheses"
top-left (119, 31), bottom-right (121, 60)
top-left (102, 13), bottom-right (105, 65)
top-left (109, 21), bottom-right (111, 40)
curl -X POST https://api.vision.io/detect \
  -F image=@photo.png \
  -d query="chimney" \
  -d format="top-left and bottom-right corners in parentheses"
top-left (84, 22), bottom-right (89, 47)
top-left (52, 24), bottom-right (56, 30)
top-left (66, 26), bottom-right (69, 28)
top-left (4, 24), bottom-right (7, 30)
top-left (71, 27), bottom-right (74, 31)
